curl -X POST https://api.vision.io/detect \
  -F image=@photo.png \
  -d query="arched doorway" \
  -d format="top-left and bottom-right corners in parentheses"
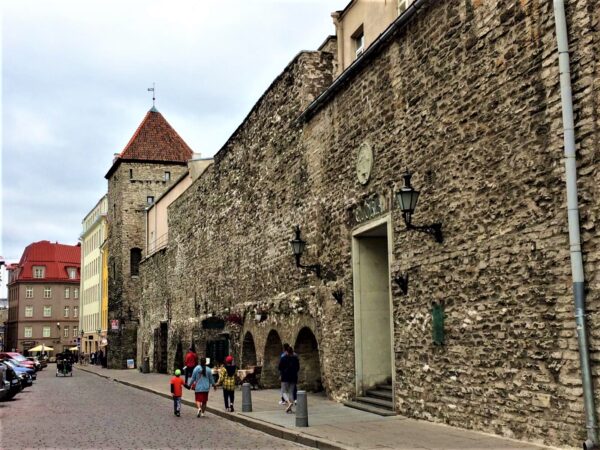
top-left (294, 327), bottom-right (322, 392)
top-left (262, 330), bottom-right (283, 388)
top-left (242, 332), bottom-right (257, 368)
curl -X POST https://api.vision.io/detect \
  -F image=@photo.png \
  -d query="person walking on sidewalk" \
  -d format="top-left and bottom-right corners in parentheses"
top-left (184, 347), bottom-right (198, 385)
top-left (190, 357), bottom-right (216, 417)
top-left (217, 355), bottom-right (238, 412)
top-left (278, 346), bottom-right (300, 413)
top-left (170, 369), bottom-right (185, 416)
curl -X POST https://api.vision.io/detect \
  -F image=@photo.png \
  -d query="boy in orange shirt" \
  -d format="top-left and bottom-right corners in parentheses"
top-left (170, 369), bottom-right (185, 416)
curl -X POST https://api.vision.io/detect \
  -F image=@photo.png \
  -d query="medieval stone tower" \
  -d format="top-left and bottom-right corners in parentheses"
top-left (105, 107), bottom-right (193, 368)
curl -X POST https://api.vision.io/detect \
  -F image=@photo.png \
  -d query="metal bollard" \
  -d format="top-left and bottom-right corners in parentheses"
top-left (242, 383), bottom-right (252, 412)
top-left (295, 390), bottom-right (308, 427)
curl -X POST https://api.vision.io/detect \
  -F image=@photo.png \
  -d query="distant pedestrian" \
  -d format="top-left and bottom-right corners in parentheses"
top-left (217, 355), bottom-right (237, 412)
top-left (184, 347), bottom-right (198, 385)
top-left (278, 346), bottom-right (299, 414)
top-left (190, 357), bottom-right (216, 417)
top-left (90, 352), bottom-right (96, 365)
top-left (279, 343), bottom-right (291, 405)
top-left (170, 369), bottom-right (185, 417)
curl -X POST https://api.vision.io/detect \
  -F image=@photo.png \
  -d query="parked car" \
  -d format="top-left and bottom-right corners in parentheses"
top-left (2, 360), bottom-right (35, 385)
top-left (0, 364), bottom-right (8, 401)
top-left (26, 357), bottom-right (43, 371)
top-left (0, 352), bottom-right (36, 371)
top-left (0, 362), bottom-right (23, 400)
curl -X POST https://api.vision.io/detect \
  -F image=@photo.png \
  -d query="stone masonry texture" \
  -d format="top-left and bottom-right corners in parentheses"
top-left (135, 1), bottom-right (600, 447)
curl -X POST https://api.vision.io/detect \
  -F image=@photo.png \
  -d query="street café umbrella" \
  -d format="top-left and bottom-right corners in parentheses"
top-left (29, 344), bottom-right (53, 352)
top-left (68, 346), bottom-right (79, 351)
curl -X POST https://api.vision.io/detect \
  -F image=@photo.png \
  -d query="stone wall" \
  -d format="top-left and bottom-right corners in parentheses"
top-left (138, 0), bottom-right (600, 446)
top-left (106, 161), bottom-right (187, 368)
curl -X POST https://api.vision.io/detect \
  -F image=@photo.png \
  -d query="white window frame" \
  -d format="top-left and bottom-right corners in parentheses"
top-left (42, 326), bottom-right (51, 338)
top-left (24, 327), bottom-right (33, 338)
top-left (26, 286), bottom-right (33, 298)
top-left (74, 306), bottom-right (79, 318)
top-left (33, 266), bottom-right (45, 278)
top-left (43, 305), bottom-right (52, 317)
top-left (25, 306), bottom-right (33, 318)
top-left (353, 26), bottom-right (365, 59)
top-left (64, 287), bottom-right (70, 298)
top-left (74, 288), bottom-right (79, 299)
top-left (67, 267), bottom-right (77, 279)
top-left (147, 196), bottom-right (154, 205)
top-left (63, 326), bottom-right (70, 338)
top-left (398, 0), bottom-right (414, 14)
top-left (73, 326), bottom-right (78, 337)
top-left (164, 171), bottom-right (171, 181)
top-left (43, 287), bottom-right (52, 298)
top-left (64, 306), bottom-right (70, 318)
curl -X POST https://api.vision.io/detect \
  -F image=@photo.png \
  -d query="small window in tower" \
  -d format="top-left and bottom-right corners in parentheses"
top-left (147, 196), bottom-right (154, 205)
top-left (130, 248), bottom-right (142, 277)
top-left (164, 171), bottom-right (171, 181)
top-left (129, 169), bottom-right (133, 179)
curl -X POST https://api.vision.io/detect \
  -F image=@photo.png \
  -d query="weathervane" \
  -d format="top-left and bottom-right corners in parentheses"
top-left (147, 82), bottom-right (156, 108)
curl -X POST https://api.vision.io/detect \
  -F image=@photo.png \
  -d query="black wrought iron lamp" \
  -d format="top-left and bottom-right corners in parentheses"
top-left (290, 225), bottom-right (322, 278)
top-left (396, 172), bottom-right (443, 243)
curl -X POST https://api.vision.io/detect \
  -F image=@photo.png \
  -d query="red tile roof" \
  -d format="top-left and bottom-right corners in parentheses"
top-left (105, 108), bottom-right (193, 179)
top-left (9, 241), bottom-right (80, 284)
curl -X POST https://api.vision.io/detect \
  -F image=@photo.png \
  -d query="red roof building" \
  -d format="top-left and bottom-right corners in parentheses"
top-left (6, 241), bottom-right (81, 354)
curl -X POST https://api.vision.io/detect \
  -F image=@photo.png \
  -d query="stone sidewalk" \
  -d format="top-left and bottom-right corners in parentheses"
top-left (78, 364), bottom-right (559, 450)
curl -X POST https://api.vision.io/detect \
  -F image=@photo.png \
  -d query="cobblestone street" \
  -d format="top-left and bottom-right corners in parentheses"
top-left (0, 366), bottom-right (304, 449)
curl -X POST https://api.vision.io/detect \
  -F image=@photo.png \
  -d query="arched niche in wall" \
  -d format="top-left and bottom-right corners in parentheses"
top-left (242, 332), bottom-right (257, 368)
top-left (262, 329), bottom-right (283, 388)
top-left (294, 327), bottom-right (323, 392)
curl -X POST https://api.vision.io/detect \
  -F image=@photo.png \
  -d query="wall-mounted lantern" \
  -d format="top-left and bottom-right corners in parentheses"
top-left (290, 225), bottom-right (322, 278)
top-left (396, 172), bottom-right (443, 243)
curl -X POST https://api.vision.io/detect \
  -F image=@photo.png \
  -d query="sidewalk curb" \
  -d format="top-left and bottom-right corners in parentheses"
top-left (79, 367), bottom-right (352, 450)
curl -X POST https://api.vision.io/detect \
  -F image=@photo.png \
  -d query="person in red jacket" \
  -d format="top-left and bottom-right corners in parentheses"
top-left (170, 369), bottom-right (185, 416)
top-left (184, 347), bottom-right (198, 385)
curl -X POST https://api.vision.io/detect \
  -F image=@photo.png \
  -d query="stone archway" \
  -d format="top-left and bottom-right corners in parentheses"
top-left (262, 330), bottom-right (283, 388)
top-left (242, 332), bottom-right (257, 368)
top-left (294, 327), bottom-right (322, 392)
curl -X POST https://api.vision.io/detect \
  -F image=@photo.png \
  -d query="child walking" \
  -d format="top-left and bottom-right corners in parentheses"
top-left (217, 355), bottom-right (238, 412)
top-left (170, 369), bottom-right (185, 416)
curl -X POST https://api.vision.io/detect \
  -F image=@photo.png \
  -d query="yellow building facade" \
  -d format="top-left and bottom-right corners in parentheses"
top-left (79, 195), bottom-right (108, 354)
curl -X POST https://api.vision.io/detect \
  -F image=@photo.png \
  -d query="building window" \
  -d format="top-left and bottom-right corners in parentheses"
top-left (26, 287), bottom-right (33, 298)
top-left (352, 25), bottom-right (365, 58)
top-left (43, 306), bottom-right (52, 317)
top-left (74, 306), bottom-right (79, 318)
top-left (64, 287), bottom-right (70, 298)
top-left (74, 288), bottom-right (79, 299)
top-left (64, 306), bottom-right (70, 318)
top-left (33, 266), bottom-right (45, 278)
top-left (63, 326), bottom-right (69, 338)
top-left (147, 196), bottom-right (154, 205)
top-left (398, 0), bottom-right (414, 14)
top-left (130, 248), bottom-right (142, 277)
top-left (67, 267), bottom-right (77, 279)
top-left (129, 168), bottom-right (133, 179)
top-left (43, 326), bottom-right (51, 338)
top-left (73, 326), bottom-right (78, 337)
top-left (25, 306), bottom-right (33, 318)
top-left (164, 171), bottom-right (171, 181)
top-left (24, 327), bottom-right (33, 338)
top-left (43, 287), bottom-right (52, 298)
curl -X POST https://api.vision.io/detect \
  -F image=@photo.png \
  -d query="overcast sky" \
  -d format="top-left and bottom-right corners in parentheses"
top-left (1, 0), bottom-right (346, 294)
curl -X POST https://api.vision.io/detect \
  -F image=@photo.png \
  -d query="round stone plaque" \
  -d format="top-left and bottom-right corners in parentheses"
top-left (356, 142), bottom-right (373, 185)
